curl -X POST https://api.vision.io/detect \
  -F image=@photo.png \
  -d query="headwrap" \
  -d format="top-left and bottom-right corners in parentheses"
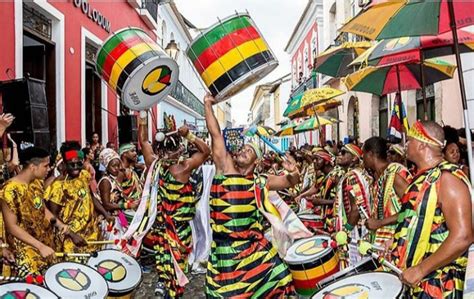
top-left (343, 144), bottom-right (363, 159)
top-left (119, 143), bottom-right (136, 156)
top-left (247, 143), bottom-right (262, 160)
top-left (311, 146), bottom-right (324, 153)
top-left (314, 150), bottom-right (335, 164)
top-left (99, 148), bottom-right (120, 168)
top-left (64, 150), bottom-right (84, 162)
top-left (389, 144), bottom-right (405, 157)
top-left (407, 120), bottom-right (444, 147)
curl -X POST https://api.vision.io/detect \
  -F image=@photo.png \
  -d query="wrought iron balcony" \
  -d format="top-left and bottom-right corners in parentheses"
top-left (289, 76), bottom-right (315, 101)
top-left (170, 81), bottom-right (205, 117)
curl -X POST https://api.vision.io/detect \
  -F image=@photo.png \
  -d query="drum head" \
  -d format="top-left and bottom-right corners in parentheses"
top-left (121, 56), bottom-right (179, 110)
top-left (313, 272), bottom-right (403, 299)
top-left (44, 262), bottom-right (108, 298)
top-left (87, 249), bottom-right (142, 294)
top-left (285, 235), bottom-right (332, 264)
top-left (0, 282), bottom-right (59, 298)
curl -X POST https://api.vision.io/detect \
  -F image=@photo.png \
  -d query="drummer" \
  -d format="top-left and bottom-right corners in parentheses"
top-left (204, 94), bottom-right (299, 297)
top-left (391, 121), bottom-right (473, 298)
top-left (118, 143), bottom-right (143, 203)
top-left (0, 147), bottom-right (81, 275)
top-left (333, 144), bottom-right (372, 269)
top-left (362, 137), bottom-right (411, 255)
top-left (45, 141), bottom-right (108, 255)
top-left (138, 114), bottom-right (210, 298)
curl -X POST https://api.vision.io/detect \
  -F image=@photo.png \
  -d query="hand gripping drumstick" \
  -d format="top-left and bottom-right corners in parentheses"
top-left (55, 252), bottom-right (99, 258)
top-left (87, 240), bottom-right (116, 245)
top-left (358, 240), bottom-right (402, 275)
top-left (0, 274), bottom-right (44, 284)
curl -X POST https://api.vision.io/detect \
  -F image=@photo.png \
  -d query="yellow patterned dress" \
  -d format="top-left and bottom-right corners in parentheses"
top-left (0, 180), bottom-right (54, 274)
top-left (44, 170), bottom-right (100, 253)
top-left (392, 161), bottom-right (470, 298)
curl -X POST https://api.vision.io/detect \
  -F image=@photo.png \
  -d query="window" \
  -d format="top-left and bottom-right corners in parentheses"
top-left (416, 85), bottom-right (435, 121)
top-left (161, 21), bottom-right (167, 47)
top-left (379, 96), bottom-right (388, 139)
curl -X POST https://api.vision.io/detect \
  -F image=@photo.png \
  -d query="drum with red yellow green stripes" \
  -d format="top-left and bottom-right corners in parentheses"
top-left (187, 13), bottom-right (278, 102)
top-left (96, 27), bottom-right (178, 110)
top-left (284, 235), bottom-right (340, 297)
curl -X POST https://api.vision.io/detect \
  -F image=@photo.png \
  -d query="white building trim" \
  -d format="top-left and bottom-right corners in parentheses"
top-left (14, 0), bottom-right (23, 78)
top-left (26, 0), bottom-right (65, 147)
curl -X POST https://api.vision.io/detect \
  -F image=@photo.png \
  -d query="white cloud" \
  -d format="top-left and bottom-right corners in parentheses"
top-left (174, 0), bottom-right (308, 126)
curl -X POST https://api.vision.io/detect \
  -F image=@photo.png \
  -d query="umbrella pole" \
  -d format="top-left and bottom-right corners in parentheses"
top-left (419, 51), bottom-right (428, 121)
top-left (311, 105), bottom-right (323, 145)
top-left (395, 64), bottom-right (406, 145)
top-left (448, 0), bottom-right (474, 186)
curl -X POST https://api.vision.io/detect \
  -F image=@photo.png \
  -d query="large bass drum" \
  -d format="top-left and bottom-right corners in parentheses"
top-left (96, 27), bottom-right (179, 110)
top-left (187, 12), bottom-right (278, 103)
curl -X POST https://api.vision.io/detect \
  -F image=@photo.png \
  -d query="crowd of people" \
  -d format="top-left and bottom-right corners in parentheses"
top-left (0, 92), bottom-right (471, 299)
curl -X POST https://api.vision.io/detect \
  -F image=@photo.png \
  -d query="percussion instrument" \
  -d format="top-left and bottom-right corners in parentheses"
top-left (284, 235), bottom-right (339, 297)
top-left (316, 256), bottom-right (381, 289)
top-left (87, 249), bottom-right (142, 299)
top-left (124, 210), bottom-right (135, 225)
top-left (298, 213), bottom-right (325, 231)
top-left (187, 12), bottom-right (278, 102)
top-left (0, 282), bottom-right (59, 298)
top-left (312, 272), bottom-right (404, 299)
top-left (96, 28), bottom-right (179, 110)
top-left (44, 262), bottom-right (108, 299)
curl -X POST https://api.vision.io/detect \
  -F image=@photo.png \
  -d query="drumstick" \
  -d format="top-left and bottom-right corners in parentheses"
top-left (87, 240), bottom-right (115, 245)
top-left (358, 241), bottom-right (402, 275)
top-left (55, 252), bottom-right (98, 258)
top-left (0, 243), bottom-right (8, 248)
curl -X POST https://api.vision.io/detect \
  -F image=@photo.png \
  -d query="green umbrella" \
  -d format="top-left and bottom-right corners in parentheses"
top-left (243, 125), bottom-right (276, 137)
top-left (283, 93), bottom-right (303, 117)
top-left (275, 122), bottom-right (298, 137)
top-left (294, 116), bottom-right (333, 133)
top-left (315, 41), bottom-right (372, 77)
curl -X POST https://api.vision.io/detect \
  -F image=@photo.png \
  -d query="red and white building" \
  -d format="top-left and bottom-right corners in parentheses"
top-left (0, 0), bottom-right (205, 149)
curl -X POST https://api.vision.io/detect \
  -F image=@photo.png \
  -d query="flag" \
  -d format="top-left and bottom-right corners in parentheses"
top-left (387, 93), bottom-right (409, 142)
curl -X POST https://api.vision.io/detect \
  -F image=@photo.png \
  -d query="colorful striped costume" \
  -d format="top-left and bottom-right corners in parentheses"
top-left (334, 167), bottom-right (372, 268)
top-left (121, 168), bottom-right (143, 202)
top-left (319, 166), bottom-right (346, 231)
top-left (391, 161), bottom-right (470, 298)
top-left (371, 163), bottom-right (412, 251)
top-left (153, 163), bottom-right (198, 298)
top-left (206, 174), bottom-right (294, 298)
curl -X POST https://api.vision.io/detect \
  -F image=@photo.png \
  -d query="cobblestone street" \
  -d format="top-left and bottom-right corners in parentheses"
top-left (134, 271), bottom-right (206, 299)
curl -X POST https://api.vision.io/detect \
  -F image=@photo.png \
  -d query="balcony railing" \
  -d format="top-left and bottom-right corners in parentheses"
top-left (289, 76), bottom-right (315, 101)
top-left (170, 81), bottom-right (205, 117)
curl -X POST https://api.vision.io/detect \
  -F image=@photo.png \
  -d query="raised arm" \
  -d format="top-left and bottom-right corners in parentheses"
top-left (138, 111), bottom-right (156, 168)
top-left (204, 94), bottom-right (231, 173)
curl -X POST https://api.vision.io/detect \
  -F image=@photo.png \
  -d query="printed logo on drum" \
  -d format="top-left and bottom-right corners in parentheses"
top-left (1, 290), bottom-right (40, 299)
top-left (142, 66), bottom-right (172, 96)
top-left (95, 260), bottom-right (127, 283)
top-left (322, 284), bottom-right (370, 299)
top-left (55, 268), bottom-right (91, 291)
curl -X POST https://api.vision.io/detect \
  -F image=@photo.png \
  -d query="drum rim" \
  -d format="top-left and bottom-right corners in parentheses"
top-left (120, 55), bottom-right (179, 110)
top-left (213, 60), bottom-right (278, 102)
top-left (0, 282), bottom-right (60, 298)
top-left (298, 213), bottom-right (324, 220)
top-left (97, 27), bottom-right (148, 61)
top-left (284, 235), bottom-right (333, 264)
top-left (44, 261), bottom-right (110, 297)
top-left (186, 12), bottom-right (251, 53)
top-left (312, 271), bottom-right (403, 298)
top-left (316, 256), bottom-right (379, 287)
top-left (87, 249), bottom-right (143, 293)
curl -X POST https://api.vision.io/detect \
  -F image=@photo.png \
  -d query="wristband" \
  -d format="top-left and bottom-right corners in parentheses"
top-left (185, 132), bottom-right (196, 142)
top-left (344, 223), bottom-right (354, 231)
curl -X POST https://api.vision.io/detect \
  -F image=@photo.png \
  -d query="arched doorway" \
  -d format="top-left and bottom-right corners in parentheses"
top-left (347, 96), bottom-right (359, 141)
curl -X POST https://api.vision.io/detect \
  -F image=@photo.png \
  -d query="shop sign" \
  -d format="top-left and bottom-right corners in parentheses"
top-left (73, 0), bottom-right (111, 33)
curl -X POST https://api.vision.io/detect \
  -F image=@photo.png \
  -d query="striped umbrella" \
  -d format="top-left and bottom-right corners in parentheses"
top-left (275, 122), bottom-right (298, 137)
top-left (315, 41), bottom-right (372, 77)
top-left (290, 99), bottom-right (342, 119)
top-left (344, 58), bottom-right (456, 96)
top-left (243, 125), bottom-right (276, 137)
top-left (283, 93), bottom-right (303, 117)
top-left (294, 116), bottom-right (333, 133)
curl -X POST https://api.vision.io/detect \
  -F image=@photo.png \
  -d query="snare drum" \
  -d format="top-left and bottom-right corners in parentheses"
top-left (44, 262), bottom-right (109, 299)
top-left (316, 256), bottom-right (380, 289)
top-left (96, 28), bottom-right (179, 110)
top-left (187, 13), bottom-right (278, 102)
top-left (298, 213), bottom-right (325, 231)
top-left (312, 272), bottom-right (404, 299)
top-left (87, 249), bottom-right (142, 299)
top-left (0, 282), bottom-right (59, 298)
top-left (284, 236), bottom-right (339, 297)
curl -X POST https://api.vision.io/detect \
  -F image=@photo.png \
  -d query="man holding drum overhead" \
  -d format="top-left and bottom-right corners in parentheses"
top-left (391, 121), bottom-right (473, 298)
top-left (138, 113), bottom-right (210, 298)
top-left (204, 94), bottom-right (300, 298)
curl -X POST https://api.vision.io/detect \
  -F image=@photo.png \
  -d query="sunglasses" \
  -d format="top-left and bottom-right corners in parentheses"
top-left (66, 161), bottom-right (84, 169)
